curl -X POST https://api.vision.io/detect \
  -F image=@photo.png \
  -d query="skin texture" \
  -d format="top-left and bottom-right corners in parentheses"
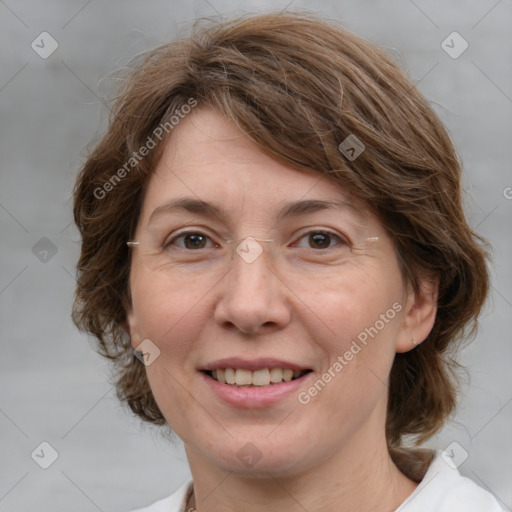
top-left (127, 108), bottom-right (438, 512)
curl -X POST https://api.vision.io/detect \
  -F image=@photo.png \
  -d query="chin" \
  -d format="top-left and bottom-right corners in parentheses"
top-left (193, 429), bottom-right (319, 478)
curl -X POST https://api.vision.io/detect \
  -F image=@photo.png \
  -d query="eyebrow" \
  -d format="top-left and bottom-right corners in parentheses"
top-left (147, 197), bottom-right (363, 226)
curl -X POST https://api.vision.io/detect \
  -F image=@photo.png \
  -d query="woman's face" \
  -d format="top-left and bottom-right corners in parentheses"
top-left (127, 108), bottom-right (428, 477)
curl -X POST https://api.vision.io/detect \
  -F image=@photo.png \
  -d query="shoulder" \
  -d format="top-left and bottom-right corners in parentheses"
top-left (397, 450), bottom-right (505, 512)
top-left (129, 480), bottom-right (193, 512)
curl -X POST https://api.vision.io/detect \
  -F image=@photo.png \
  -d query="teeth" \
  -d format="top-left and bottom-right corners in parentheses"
top-left (225, 368), bottom-right (236, 385)
top-left (210, 368), bottom-right (306, 386)
top-left (269, 368), bottom-right (283, 383)
top-left (282, 369), bottom-right (293, 382)
top-left (252, 369), bottom-right (270, 386)
top-left (235, 369), bottom-right (252, 386)
top-left (283, 368), bottom-right (293, 382)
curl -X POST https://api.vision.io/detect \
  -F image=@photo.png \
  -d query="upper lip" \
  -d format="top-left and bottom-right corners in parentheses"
top-left (201, 358), bottom-right (311, 371)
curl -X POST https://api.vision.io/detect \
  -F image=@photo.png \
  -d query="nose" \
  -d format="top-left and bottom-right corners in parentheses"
top-left (213, 247), bottom-right (291, 336)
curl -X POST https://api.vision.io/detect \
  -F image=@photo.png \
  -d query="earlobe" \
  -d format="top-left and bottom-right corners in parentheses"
top-left (126, 309), bottom-right (142, 349)
top-left (396, 276), bottom-right (439, 353)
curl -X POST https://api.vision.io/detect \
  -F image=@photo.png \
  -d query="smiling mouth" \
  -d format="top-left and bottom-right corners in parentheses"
top-left (203, 368), bottom-right (312, 387)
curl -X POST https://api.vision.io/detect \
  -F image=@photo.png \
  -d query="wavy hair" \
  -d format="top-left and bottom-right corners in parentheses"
top-left (72, 11), bottom-right (489, 476)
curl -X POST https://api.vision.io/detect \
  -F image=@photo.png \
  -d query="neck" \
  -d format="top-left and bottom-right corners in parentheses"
top-left (185, 434), bottom-right (418, 512)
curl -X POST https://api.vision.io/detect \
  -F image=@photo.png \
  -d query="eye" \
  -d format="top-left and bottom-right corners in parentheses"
top-left (294, 230), bottom-right (347, 250)
top-left (164, 231), bottom-right (216, 250)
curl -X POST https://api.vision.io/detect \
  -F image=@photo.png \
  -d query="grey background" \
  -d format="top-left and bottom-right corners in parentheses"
top-left (0, 0), bottom-right (511, 511)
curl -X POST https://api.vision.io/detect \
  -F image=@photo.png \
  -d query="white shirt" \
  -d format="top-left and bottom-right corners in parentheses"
top-left (130, 451), bottom-right (505, 512)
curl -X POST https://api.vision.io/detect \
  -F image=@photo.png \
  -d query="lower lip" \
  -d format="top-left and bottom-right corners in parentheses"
top-left (200, 372), bottom-right (312, 408)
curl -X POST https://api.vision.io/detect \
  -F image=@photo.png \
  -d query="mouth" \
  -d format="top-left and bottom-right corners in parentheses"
top-left (200, 359), bottom-right (314, 407)
top-left (202, 368), bottom-right (313, 387)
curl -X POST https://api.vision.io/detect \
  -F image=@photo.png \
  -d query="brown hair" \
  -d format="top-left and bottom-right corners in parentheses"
top-left (72, 11), bottom-right (489, 472)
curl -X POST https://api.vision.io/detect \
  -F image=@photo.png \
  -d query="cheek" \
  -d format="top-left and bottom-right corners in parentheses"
top-left (305, 266), bottom-right (403, 338)
top-left (129, 266), bottom-right (211, 366)
top-left (302, 263), bottom-right (405, 389)
top-left (298, 280), bottom-right (402, 435)
top-left (129, 271), bottom-right (212, 432)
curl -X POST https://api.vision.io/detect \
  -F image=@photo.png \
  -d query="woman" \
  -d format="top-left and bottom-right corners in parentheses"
top-left (72, 11), bottom-right (503, 512)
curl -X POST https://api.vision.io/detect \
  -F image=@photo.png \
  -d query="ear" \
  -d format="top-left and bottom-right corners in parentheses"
top-left (395, 275), bottom-right (439, 353)
top-left (126, 308), bottom-right (143, 350)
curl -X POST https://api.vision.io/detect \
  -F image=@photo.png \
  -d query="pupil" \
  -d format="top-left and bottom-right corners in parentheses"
top-left (310, 233), bottom-right (330, 249)
top-left (185, 234), bottom-right (206, 249)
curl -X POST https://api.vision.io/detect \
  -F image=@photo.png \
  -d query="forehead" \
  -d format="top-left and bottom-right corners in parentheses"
top-left (139, 108), bottom-right (372, 227)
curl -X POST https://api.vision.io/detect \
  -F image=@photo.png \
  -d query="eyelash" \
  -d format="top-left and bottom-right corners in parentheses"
top-left (163, 229), bottom-right (349, 251)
